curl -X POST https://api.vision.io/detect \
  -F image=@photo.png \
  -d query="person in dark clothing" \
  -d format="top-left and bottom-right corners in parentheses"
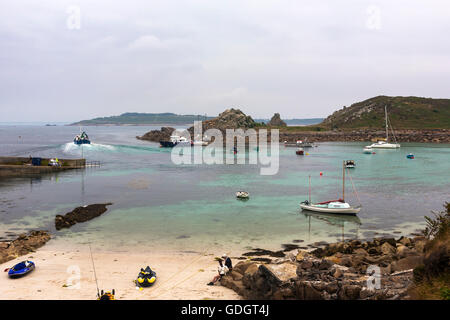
top-left (222, 254), bottom-right (232, 271)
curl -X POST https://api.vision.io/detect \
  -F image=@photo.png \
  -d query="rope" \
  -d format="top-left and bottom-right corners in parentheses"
top-left (88, 242), bottom-right (100, 298)
top-left (346, 168), bottom-right (361, 206)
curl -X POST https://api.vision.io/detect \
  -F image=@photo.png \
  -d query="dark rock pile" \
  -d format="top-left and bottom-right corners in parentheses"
top-left (136, 127), bottom-right (175, 143)
top-left (221, 236), bottom-right (427, 300)
top-left (55, 203), bottom-right (112, 230)
top-left (0, 231), bottom-right (51, 264)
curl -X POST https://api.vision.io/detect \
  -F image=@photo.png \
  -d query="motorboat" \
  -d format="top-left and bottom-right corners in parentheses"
top-left (74, 131), bottom-right (90, 145)
top-left (300, 161), bottom-right (361, 215)
top-left (406, 153), bottom-right (415, 159)
top-left (296, 148), bottom-right (304, 155)
top-left (160, 135), bottom-right (192, 148)
top-left (296, 140), bottom-right (313, 148)
top-left (366, 106), bottom-right (400, 149)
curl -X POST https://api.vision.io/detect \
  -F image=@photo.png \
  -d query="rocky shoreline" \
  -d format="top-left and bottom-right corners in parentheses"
top-left (221, 235), bottom-right (428, 300)
top-left (0, 231), bottom-right (51, 264)
top-left (137, 127), bottom-right (450, 144)
top-left (279, 129), bottom-right (450, 144)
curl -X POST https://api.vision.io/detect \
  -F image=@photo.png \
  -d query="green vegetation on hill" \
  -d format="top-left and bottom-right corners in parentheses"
top-left (71, 113), bottom-right (213, 126)
top-left (320, 96), bottom-right (450, 129)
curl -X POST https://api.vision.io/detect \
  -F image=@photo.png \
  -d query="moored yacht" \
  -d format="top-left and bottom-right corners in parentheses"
top-left (366, 106), bottom-right (400, 149)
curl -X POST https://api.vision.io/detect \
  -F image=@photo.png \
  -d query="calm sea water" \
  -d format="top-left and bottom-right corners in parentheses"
top-left (0, 125), bottom-right (449, 253)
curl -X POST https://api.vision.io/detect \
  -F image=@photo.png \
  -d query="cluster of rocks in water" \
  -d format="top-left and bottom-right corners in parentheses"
top-left (0, 231), bottom-right (51, 264)
top-left (221, 236), bottom-right (427, 300)
top-left (55, 203), bottom-right (112, 230)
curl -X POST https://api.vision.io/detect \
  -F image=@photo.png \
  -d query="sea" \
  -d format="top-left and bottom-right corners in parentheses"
top-left (0, 124), bottom-right (449, 254)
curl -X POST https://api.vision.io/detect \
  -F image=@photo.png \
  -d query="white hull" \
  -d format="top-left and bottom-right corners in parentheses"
top-left (369, 143), bottom-right (400, 149)
top-left (300, 204), bottom-right (361, 215)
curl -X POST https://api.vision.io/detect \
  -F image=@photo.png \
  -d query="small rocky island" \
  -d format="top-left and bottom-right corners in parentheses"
top-left (55, 203), bottom-right (113, 230)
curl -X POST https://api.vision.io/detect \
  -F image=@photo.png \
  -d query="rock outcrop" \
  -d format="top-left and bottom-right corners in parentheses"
top-left (55, 203), bottom-right (112, 230)
top-left (136, 127), bottom-right (175, 143)
top-left (0, 231), bottom-right (51, 264)
top-left (198, 108), bottom-right (257, 133)
top-left (221, 236), bottom-right (427, 300)
top-left (267, 113), bottom-right (287, 127)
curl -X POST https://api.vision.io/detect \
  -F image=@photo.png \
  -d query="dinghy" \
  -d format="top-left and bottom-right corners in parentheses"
top-left (7, 260), bottom-right (35, 278)
top-left (236, 191), bottom-right (249, 199)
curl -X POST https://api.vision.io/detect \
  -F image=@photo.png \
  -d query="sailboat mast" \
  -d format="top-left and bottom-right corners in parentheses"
top-left (342, 161), bottom-right (345, 202)
top-left (385, 105), bottom-right (389, 142)
top-left (308, 175), bottom-right (311, 203)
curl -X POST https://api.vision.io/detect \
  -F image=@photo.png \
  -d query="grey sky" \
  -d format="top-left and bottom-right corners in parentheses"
top-left (1, 0), bottom-right (449, 122)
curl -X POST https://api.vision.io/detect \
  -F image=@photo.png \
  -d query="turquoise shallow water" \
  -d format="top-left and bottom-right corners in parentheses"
top-left (0, 125), bottom-right (449, 252)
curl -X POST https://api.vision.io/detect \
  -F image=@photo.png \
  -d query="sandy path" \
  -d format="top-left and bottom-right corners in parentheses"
top-left (0, 241), bottom-right (241, 300)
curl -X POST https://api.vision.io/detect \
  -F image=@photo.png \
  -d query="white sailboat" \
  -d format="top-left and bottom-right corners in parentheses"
top-left (300, 161), bottom-right (361, 215)
top-left (366, 105), bottom-right (400, 149)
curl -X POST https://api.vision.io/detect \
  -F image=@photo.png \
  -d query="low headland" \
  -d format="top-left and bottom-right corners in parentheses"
top-left (136, 96), bottom-right (450, 144)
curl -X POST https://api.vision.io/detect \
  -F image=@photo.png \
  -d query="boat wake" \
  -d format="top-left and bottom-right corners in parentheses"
top-left (62, 143), bottom-right (162, 155)
top-left (62, 142), bottom-right (116, 154)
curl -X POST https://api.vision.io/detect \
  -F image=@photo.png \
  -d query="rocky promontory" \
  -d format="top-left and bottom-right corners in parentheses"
top-left (55, 203), bottom-right (112, 230)
top-left (221, 235), bottom-right (428, 300)
top-left (0, 231), bottom-right (51, 264)
top-left (267, 113), bottom-right (287, 127)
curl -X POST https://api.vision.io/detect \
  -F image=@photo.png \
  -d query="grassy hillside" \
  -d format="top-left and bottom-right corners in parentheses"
top-left (320, 96), bottom-right (450, 129)
top-left (71, 113), bottom-right (213, 126)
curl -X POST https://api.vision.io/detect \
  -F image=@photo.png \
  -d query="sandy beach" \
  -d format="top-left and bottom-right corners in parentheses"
top-left (0, 239), bottom-right (240, 300)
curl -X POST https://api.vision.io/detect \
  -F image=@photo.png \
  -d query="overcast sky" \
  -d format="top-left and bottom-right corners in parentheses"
top-left (1, 0), bottom-right (449, 122)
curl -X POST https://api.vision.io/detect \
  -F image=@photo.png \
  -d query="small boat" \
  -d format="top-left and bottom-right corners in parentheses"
top-left (366, 106), bottom-right (400, 149)
top-left (160, 135), bottom-right (191, 148)
top-left (296, 148), bottom-right (304, 155)
top-left (7, 260), bottom-right (35, 278)
top-left (300, 161), bottom-right (361, 215)
top-left (296, 140), bottom-right (313, 148)
top-left (192, 140), bottom-right (208, 146)
top-left (363, 147), bottom-right (373, 154)
top-left (135, 266), bottom-right (157, 288)
top-left (97, 289), bottom-right (115, 300)
top-left (345, 160), bottom-right (355, 168)
top-left (236, 191), bottom-right (249, 199)
top-left (406, 153), bottom-right (414, 159)
top-left (74, 131), bottom-right (91, 145)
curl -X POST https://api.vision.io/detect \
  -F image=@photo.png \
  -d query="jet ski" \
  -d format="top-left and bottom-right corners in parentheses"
top-left (7, 260), bottom-right (35, 278)
top-left (135, 266), bottom-right (157, 288)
